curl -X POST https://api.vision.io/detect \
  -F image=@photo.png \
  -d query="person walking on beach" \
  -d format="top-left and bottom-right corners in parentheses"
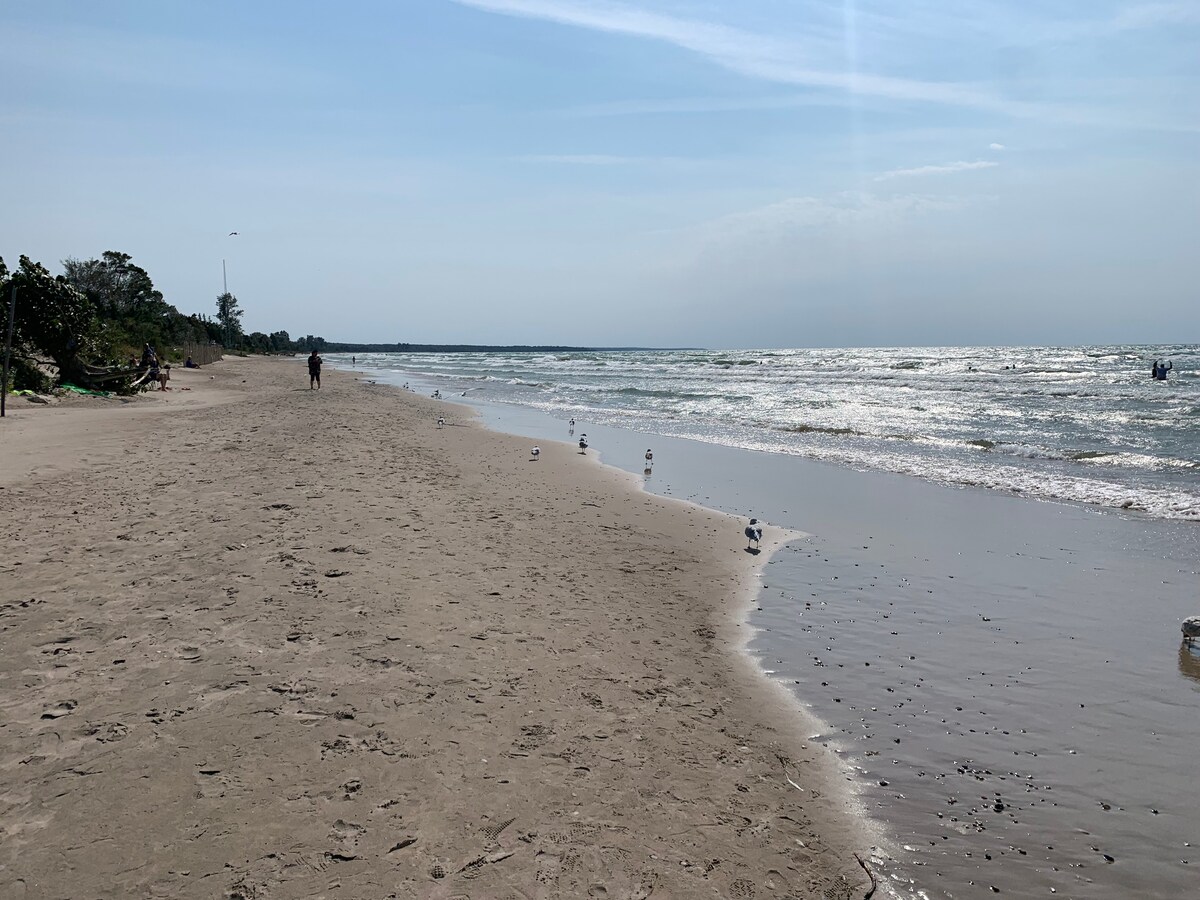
top-left (308, 350), bottom-right (323, 390)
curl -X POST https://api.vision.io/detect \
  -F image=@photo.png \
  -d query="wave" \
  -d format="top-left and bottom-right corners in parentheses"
top-left (777, 424), bottom-right (864, 437)
top-left (612, 387), bottom-right (726, 401)
top-left (711, 358), bottom-right (762, 367)
top-left (353, 344), bottom-right (1200, 523)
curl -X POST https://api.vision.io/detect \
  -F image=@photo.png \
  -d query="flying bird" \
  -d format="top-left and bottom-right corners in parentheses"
top-left (745, 518), bottom-right (763, 550)
top-left (228, 231), bottom-right (239, 235)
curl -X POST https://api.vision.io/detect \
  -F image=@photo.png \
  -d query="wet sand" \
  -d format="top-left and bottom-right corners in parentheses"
top-left (441, 391), bottom-right (1200, 899)
top-left (0, 357), bottom-right (869, 899)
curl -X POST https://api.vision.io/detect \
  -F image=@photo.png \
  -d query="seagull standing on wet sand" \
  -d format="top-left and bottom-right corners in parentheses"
top-left (578, 434), bottom-right (588, 454)
top-left (745, 518), bottom-right (763, 550)
top-left (531, 446), bottom-right (540, 461)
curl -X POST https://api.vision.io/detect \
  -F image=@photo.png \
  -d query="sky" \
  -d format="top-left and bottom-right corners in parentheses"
top-left (2, 0), bottom-right (1198, 348)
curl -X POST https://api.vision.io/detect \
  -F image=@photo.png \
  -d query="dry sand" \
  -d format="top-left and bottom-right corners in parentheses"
top-left (0, 357), bottom-right (869, 899)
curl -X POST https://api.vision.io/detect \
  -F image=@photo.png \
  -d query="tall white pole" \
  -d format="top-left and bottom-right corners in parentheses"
top-left (221, 260), bottom-right (231, 348)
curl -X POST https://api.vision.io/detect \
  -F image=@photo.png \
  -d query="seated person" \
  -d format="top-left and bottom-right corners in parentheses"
top-left (184, 356), bottom-right (200, 369)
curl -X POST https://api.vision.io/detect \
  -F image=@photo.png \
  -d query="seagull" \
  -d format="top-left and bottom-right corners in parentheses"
top-left (531, 446), bottom-right (540, 461)
top-left (1183, 616), bottom-right (1200, 645)
top-left (228, 231), bottom-right (239, 236)
top-left (578, 434), bottom-right (588, 453)
top-left (745, 518), bottom-right (763, 550)
top-left (644, 449), bottom-right (653, 465)
top-left (437, 416), bottom-right (445, 429)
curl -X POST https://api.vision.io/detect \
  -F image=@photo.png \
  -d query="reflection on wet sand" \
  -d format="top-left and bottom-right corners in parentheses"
top-left (1178, 643), bottom-right (1200, 685)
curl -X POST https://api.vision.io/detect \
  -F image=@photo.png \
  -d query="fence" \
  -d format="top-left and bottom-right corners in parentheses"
top-left (177, 342), bottom-right (224, 366)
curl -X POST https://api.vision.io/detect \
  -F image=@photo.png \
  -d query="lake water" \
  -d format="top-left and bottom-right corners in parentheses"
top-left (335, 345), bottom-right (1199, 521)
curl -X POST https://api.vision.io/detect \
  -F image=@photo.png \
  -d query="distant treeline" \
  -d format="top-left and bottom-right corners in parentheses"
top-left (298, 341), bottom-right (694, 353)
top-left (0, 250), bottom-right (694, 395)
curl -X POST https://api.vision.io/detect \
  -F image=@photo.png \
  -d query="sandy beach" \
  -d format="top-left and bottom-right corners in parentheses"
top-left (0, 357), bottom-right (869, 899)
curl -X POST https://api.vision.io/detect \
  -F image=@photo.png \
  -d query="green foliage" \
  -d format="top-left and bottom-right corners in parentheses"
top-left (8, 357), bottom-right (53, 393)
top-left (215, 292), bottom-right (244, 348)
top-left (1, 255), bottom-right (102, 386)
top-left (62, 251), bottom-right (213, 359)
top-left (63, 251), bottom-right (166, 322)
top-left (2, 249), bottom-right (319, 397)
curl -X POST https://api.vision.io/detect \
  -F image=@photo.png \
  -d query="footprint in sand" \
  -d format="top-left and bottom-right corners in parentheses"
top-left (85, 721), bottom-right (129, 742)
top-left (194, 767), bottom-right (241, 799)
top-left (327, 819), bottom-right (366, 861)
top-left (40, 700), bottom-right (77, 719)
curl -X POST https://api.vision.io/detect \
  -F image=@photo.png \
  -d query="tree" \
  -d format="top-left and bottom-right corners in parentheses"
top-left (61, 251), bottom-right (214, 356)
top-left (215, 292), bottom-right (243, 348)
top-left (244, 331), bottom-right (272, 353)
top-left (1, 255), bottom-right (102, 386)
top-left (62, 251), bottom-right (166, 321)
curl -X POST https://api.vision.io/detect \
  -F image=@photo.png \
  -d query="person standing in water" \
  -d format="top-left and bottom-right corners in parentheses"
top-left (308, 350), bottom-right (323, 389)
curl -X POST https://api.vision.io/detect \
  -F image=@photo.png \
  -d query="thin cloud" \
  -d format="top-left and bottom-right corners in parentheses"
top-left (452, 0), bottom-right (1031, 114)
top-left (989, 143), bottom-right (1007, 151)
top-left (454, 1), bottom-right (1200, 133)
top-left (875, 160), bottom-right (1000, 181)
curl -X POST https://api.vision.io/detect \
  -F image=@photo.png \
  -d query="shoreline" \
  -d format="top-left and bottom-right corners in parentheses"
top-left (369, 372), bottom-right (869, 838)
top-left (0, 356), bottom-right (872, 898)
